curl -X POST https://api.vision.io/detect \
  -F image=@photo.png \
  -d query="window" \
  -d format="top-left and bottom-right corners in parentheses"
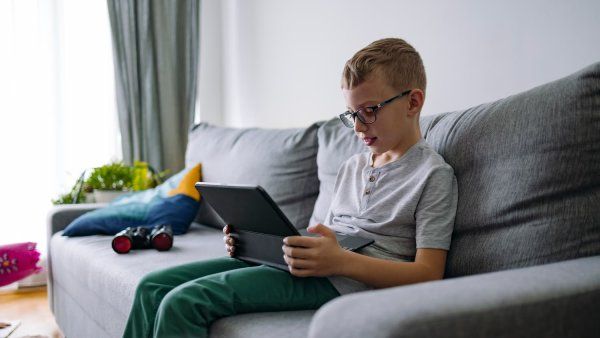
top-left (0, 0), bottom-right (121, 252)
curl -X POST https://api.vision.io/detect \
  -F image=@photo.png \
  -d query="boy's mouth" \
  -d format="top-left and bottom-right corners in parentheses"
top-left (363, 137), bottom-right (377, 146)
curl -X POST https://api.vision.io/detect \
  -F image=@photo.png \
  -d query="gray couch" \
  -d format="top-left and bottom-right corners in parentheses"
top-left (47, 62), bottom-right (600, 338)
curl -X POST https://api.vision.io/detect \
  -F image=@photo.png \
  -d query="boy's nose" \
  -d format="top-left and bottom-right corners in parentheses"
top-left (353, 118), bottom-right (368, 133)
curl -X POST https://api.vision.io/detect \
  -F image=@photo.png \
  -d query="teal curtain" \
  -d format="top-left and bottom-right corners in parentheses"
top-left (107, 0), bottom-right (200, 173)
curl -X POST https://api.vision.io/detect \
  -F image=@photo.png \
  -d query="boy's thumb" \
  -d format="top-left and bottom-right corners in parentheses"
top-left (307, 223), bottom-right (335, 238)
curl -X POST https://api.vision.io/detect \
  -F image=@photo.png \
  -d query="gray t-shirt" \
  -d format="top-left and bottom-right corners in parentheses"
top-left (325, 138), bottom-right (458, 294)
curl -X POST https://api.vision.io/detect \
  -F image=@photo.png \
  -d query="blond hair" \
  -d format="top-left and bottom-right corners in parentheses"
top-left (342, 38), bottom-right (426, 92)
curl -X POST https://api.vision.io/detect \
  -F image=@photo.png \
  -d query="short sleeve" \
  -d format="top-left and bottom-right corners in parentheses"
top-left (415, 166), bottom-right (458, 250)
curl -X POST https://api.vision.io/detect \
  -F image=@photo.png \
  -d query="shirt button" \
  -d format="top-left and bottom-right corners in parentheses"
top-left (365, 190), bottom-right (371, 195)
top-left (369, 176), bottom-right (376, 182)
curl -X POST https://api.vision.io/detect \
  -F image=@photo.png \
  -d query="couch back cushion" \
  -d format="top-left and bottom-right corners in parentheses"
top-left (312, 62), bottom-right (600, 278)
top-left (425, 62), bottom-right (600, 278)
top-left (185, 122), bottom-right (323, 229)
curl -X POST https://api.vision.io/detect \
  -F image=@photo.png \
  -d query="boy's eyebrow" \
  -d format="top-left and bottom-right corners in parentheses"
top-left (346, 100), bottom-right (379, 111)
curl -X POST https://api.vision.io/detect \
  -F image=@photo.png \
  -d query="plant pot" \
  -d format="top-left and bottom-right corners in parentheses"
top-left (92, 190), bottom-right (129, 203)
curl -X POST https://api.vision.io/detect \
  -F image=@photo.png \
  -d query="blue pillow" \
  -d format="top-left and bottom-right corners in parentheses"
top-left (62, 165), bottom-right (201, 236)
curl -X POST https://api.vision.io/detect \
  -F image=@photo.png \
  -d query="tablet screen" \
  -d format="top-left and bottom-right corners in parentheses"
top-left (195, 183), bottom-right (300, 237)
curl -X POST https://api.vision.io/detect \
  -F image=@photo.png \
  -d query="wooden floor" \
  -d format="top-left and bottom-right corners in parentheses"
top-left (0, 286), bottom-right (63, 338)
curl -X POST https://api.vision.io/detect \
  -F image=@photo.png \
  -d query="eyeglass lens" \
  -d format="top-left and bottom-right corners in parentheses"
top-left (341, 107), bottom-right (376, 127)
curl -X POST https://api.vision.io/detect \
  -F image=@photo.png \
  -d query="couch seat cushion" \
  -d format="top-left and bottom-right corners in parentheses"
top-left (50, 223), bottom-right (314, 338)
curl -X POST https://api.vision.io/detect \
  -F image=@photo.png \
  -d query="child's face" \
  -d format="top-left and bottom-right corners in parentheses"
top-left (342, 75), bottom-right (420, 156)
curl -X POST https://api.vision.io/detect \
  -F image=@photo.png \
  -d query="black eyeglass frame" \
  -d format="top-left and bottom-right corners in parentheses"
top-left (338, 89), bottom-right (412, 128)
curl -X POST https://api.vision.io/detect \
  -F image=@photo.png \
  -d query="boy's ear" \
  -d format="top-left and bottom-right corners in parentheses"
top-left (407, 89), bottom-right (425, 116)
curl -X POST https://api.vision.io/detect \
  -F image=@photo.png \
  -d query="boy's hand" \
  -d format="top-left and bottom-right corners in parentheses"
top-left (223, 224), bottom-right (236, 257)
top-left (282, 223), bottom-right (348, 277)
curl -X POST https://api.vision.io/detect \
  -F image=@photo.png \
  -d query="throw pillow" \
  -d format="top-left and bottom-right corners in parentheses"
top-left (0, 242), bottom-right (42, 287)
top-left (62, 164), bottom-right (202, 236)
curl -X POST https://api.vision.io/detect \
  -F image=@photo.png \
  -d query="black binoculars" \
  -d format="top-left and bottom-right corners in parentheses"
top-left (112, 224), bottom-right (173, 254)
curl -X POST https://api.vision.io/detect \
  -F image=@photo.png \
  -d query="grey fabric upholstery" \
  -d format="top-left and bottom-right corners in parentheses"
top-left (186, 121), bottom-right (324, 229)
top-left (422, 62), bottom-right (600, 278)
top-left (46, 203), bottom-right (106, 312)
top-left (49, 222), bottom-right (315, 338)
top-left (309, 255), bottom-right (600, 338)
top-left (211, 311), bottom-right (314, 338)
top-left (46, 203), bottom-right (106, 236)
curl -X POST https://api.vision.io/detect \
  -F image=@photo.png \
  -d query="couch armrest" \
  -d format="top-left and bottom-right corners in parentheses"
top-left (309, 256), bottom-right (600, 338)
top-left (46, 203), bottom-right (106, 313)
top-left (46, 203), bottom-right (106, 236)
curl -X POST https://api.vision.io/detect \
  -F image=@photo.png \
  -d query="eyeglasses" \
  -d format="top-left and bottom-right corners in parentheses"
top-left (338, 89), bottom-right (412, 128)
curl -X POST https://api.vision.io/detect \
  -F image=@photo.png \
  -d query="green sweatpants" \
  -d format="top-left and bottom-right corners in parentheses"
top-left (122, 257), bottom-right (340, 338)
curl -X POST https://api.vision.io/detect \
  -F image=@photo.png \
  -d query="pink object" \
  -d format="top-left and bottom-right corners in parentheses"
top-left (0, 242), bottom-right (42, 287)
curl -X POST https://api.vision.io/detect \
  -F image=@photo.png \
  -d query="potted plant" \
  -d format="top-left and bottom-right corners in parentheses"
top-left (86, 162), bottom-right (133, 203)
top-left (52, 161), bottom-right (169, 205)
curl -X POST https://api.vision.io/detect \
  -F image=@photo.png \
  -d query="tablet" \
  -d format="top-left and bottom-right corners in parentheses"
top-left (195, 182), bottom-right (373, 270)
top-left (195, 183), bottom-right (300, 237)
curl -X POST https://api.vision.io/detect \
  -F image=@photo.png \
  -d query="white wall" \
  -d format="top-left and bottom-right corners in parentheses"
top-left (199, 0), bottom-right (600, 129)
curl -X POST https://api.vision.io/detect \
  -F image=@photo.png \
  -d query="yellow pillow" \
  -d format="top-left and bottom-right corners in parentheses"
top-left (168, 163), bottom-right (202, 201)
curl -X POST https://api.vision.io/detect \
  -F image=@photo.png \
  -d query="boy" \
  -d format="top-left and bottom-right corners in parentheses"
top-left (123, 38), bottom-right (457, 338)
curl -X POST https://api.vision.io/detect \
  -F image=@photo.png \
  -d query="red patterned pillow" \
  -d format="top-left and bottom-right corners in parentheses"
top-left (0, 242), bottom-right (42, 287)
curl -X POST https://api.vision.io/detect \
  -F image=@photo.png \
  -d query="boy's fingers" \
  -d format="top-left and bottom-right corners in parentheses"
top-left (288, 266), bottom-right (311, 277)
top-left (283, 235), bottom-right (317, 247)
top-left (283, 255), bottom-right (313, 269)
top-left (223, 225), bottom-right (230, 234)
top-left (282, 245), bottom-right (312, 259)
top-left (223, 236), bottom-right (235, 245)
top-left (307, 223), bottom-right (336, 239)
